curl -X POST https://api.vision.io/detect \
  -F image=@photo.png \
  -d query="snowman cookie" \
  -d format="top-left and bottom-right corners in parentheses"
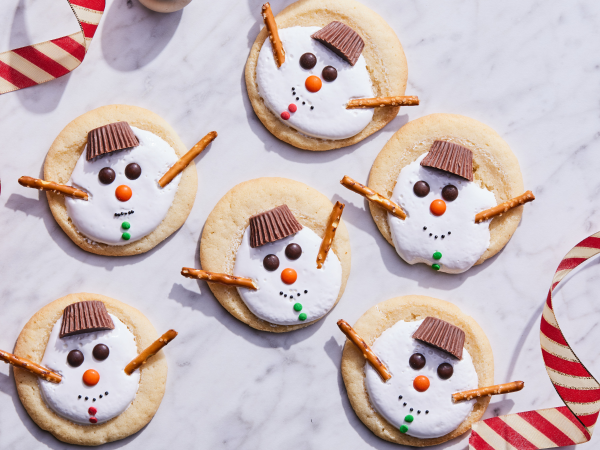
top-left (343, 113), bottom-right (534, 273)
top-left (184, 178), bottom-right (351, 332)
top-left (20, 104), bottom-right (215, 256)
top-left (245, 0), bottom-right (411, 151)
top-left (10, 293), bottom-right (176, 445)
top-left (340, 295), bottom-right (494, 446)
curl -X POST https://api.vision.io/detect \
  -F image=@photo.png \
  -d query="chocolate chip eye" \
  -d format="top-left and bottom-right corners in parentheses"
top-left (299, 53), bottom-right (317, 70)
top-left (409, 353), bottom-right (426, 370)
top-left (263, 254), bottom-right (280, 271)
top-left (125, 163), bottom-right (141, 180)
top-left (322, 66), bottom-right (337, 81)
top-left (442, 185), bottom-right (458, 202)
top-left (98, 167), bottom-right (115, 185)
top-left (67, 349), bottom-right (84, 367)
top-left (413, 181), bottom-right (430, 197)
top-left (285, 243), bottom-right (302, 260)
top-left (93, 344), bottom-right (110, 361)
top-left (437, 362), bottom-right (454, 379)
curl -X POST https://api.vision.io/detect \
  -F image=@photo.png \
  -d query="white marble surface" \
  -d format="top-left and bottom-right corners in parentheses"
top-left (1, 0), bottom-right (600, 448)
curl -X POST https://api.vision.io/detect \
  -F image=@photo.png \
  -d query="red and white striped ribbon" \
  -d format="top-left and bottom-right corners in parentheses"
top-left (470, 232), bottom-right (600, 449)
top-left (0, 0), bottom-right (104, 94)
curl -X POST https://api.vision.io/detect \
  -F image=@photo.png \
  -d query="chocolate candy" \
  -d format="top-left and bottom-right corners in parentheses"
top-left (409, 353), bottom-right (426, 370)
top-left (299, 52), bottom-right (317, 70)
top-left (263, 254), bottom-right (280, 271)
top-left (93, 344), bottom-right (110, 361)
top-left (285, 243), bottom-right (302, 260)
top-left (293, 303), bottom-right (303, 311)
top-left (249, 205), bottom-right (303, 248)
top-left (437, 362), bottom-right (454, 379)
top-left (67, 349), bottom-right (84, 367)
top-left (60, 301), bottom-right (115, 338)
top-left (125, 163), bottom-right (141, 180)
top-left (98, 167), bottom-right (115, 185)
top-left (86, 122), bottom-right (140, 161)
top-left (413, 181), bottom-right (430, 197)
top-left (298, 313), bottom-right (307, 321)
top-left (311, 22), bottom-right (364, 66)
top-left (442, 184), bottom-right (458, 201)
top-left (413, 317), bottom-right (465, 360)
top-left (421, 141), bottom-right (473, 181)
top-left (322, 66), bottom-right (337, 81)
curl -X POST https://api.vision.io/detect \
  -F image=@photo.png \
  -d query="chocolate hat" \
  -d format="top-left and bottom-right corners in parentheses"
top-left (59, 301), bottom-right (115, 338)
top-left (311, 22), bottom-right (364, 66)
top-left (86, 122), bottom-right (140, 161)
top-left (412, 317), bottom-right (465, 360)
top-left (249, 205), bottom-right (303, 248)
top-left (420, 140), bottom-right (474, 181)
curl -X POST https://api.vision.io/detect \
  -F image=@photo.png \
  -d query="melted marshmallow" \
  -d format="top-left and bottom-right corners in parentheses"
top-left (388, 154), bottom-right (497, 274)
top-left (256, 26), bottom-right (374, 140)
top-left (38, 314), bottom-right (140, 425)
top-left (65, 126), bottom-right (181, 245)
top-left (365, 319), bottom-right (478, 439)
top-left (234, 227), bottom-right (342, 325)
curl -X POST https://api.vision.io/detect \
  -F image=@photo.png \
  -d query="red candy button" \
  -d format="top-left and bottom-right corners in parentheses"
top-left (89, 417), bottom-right (98, 424)
top-left (288, 104), bottom-right (297, 113)
top-left (281, 111), bottom-right (291, 120)
top-left (88, 406), bottom-right (97, 415)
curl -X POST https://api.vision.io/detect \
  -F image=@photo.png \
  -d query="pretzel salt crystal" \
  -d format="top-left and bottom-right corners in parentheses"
top-left (337, 320), bottom-right (391, 382)
top-left (340, 175), bottom-right (406, 220)
top-left (18, 176), bottom-right (88, 200)
top-left (317, 201), bottom-right (344, 269)
top-left (124, 329), bottom-right (178, 375)
top-left (159, 131), bottom-right (217, 188)
top-left (262, 3), bottom-right (285, 67)
top-left (475, 191), bottom-right (535, 223)
top-left (181, 268), bottom-right (258, 290)
top-left (452, 381), bottom-right (524, 403)
top-left (346, 96), bottom-right (420, 109)
top-left (0, 349), bottom-right (61, 383)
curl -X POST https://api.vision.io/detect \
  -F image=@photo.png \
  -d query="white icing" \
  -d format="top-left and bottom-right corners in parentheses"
top-left (387, 154), bottom-right (497, 274)
top-left (65, 126), bottom-right (182, 245)
top-left (256, 26), bottom-right (374, 140)
top-left (234, 227), bottom-right (342, 325)
top-left (365, 320), bottom-right (478, 439)
top-left (38, 314), bottom-right (141, 425)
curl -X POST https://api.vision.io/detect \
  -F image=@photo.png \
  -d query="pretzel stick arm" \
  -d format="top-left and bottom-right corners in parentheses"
top-left (452, 381), bottom-right (524, 403)
top-left (347, 96), bottom-right (420, 109)
top-left (475, 191), bottom-right (535, 223)
top-left (181, 268), bottom-right (258, 290)
top-left (316, 201), bottom-right (345, 269)
top-left (18, 176), bottom-right (88, 200)
top-left (159, 131), bottom-right (217, 188)
top-left (337, 320), bottom-right (391, 381)
top-left (262, 3), bottom-right (285, 67)
top-left (124, 330), bottom-right (178, 375)
top-left (340, 175), bottom-right (406, 220)
top-left (0, 349), bottom-right (61, 383)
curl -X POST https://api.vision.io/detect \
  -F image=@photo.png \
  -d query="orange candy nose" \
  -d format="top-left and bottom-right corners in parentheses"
top-left (281, 268), bottom-right (297, 284)
top-left (430, 199), bottom-right (446, 216)
top-left (413, 375), bottom-right (430, 392)
top-left (305, 75), bottom-right (322, 93)
top-left (82, 369), bottom-right (100, 386)
top-left (115, 185), bottom-right (132, 202)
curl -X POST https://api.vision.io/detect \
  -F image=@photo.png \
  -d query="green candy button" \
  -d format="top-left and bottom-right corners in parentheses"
top-left (433, 251), bottom-right (442, 260)
top-left (298, 313), bottom-right (307, 321)
top-left (122, 221), bottom-right (131, 230)
top-left (294, 303), bottom-right (303, 312)
top-left (122, 232), bottom-right (131, 241)
top-left (404, 414), bottom-right (414, 423)
top-left (432, 263), bottom-right (440, 271)
top-left (399, 425), bottom-right (409, 434)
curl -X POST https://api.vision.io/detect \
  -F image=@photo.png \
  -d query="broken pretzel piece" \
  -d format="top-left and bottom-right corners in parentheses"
top-left (262, 3), bottom-right (285, 67)
top-left (452, 381), bottom-right (524, 403)
top-left (181, 268), bottom-right (258, 290)
top-left (317, 202), bottom-right (344, 269)
top-left (347, 96), bottom-right (420, 109)
top-left (475, 191), bottom-right (535, 223)
top-left (338, 319), bottom-right (391, 382)
top-left (340, 175), bottom-right (406, 220)
top-left (159, 131), bottom-right (217, 188)
top-left (0, 349), bottom-right (61, 383)
top-left (18, 176), bottom-right (88, 200)
top-left (124, 330), bottom-right (178, 375)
